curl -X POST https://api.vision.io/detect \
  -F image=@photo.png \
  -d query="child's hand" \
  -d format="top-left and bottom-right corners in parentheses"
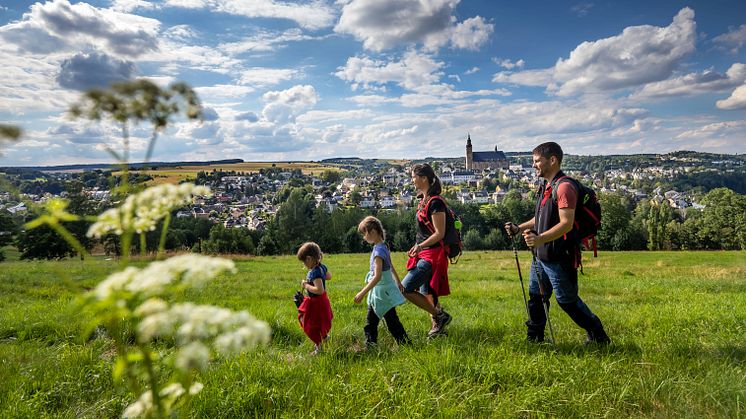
top-left (300, 280), bottom-right (306, 289)
top-left (396, 280), bottom-right (405, 293)
top-left (353, 291), bottom-right (365, 304)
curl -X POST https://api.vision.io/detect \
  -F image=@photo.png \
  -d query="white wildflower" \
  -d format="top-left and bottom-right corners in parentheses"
top-left (171, 303), bottom-right (233, 342)
top-left (122, 390), bottom-right (153, 418)
top-left (94, 267), bottom-right (139, 299)
top-left (214, 323), bottom-right (272, 356)
top-left (88, 183), bottom-right (211, 238)
top-left (159, 383), bottom-right (185, 399)
top-left (134, 298), bottom-right (169, 317)
top-left (92, 255), bottom-right (235, 301)
top-left (175, 341), bottom-right (210, 372)
top-left (137, 311), bottom-right (177, 343)
top-left (189, 382), bottom-right (203, 395)
top-left (127, 255), bottom-right (235, 297)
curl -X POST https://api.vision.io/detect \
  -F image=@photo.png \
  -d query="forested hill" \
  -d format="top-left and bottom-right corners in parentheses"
top-left (502, 151), bottom-right (746, 195)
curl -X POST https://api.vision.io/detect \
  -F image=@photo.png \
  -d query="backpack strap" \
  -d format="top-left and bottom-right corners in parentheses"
top-left (549, 175), bottom-right (576, 202)
top-left (418, 195), bottom-right (446, 247)
top-left (549, 176), bottom-right (587, 271)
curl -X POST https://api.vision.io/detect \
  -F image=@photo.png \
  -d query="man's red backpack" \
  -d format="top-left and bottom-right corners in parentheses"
top-left (550, 176), bottom-right (602, 260)
top-left (417, 196), bottom-right (463, 264)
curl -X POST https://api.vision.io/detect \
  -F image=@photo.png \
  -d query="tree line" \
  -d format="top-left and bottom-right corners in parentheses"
top-left (3, 184), bottom-right (745, 261)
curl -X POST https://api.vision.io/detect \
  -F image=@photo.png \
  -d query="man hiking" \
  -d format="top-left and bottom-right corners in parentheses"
top-left (505, 141), bottom-right (610, 345)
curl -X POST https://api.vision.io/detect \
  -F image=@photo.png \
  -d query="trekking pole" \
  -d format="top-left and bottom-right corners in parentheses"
top-left (528, 230), bottom-right (555, 345)
top-left (507, 225), bottom-right (530, 321)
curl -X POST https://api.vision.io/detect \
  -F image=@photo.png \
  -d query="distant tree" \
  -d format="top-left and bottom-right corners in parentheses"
top-left (343, 225), bottom-right (366, 253)
top-left (202, 224), bottom-right (255, 254)
top-left (320, 170), bottom-right (341, 184)
top-left (462, 229), bottom-right (484, 250)
top-left (274, 188), bottom-right (315, 253)
top-left (0, 211), bottom-right (19, 262)
top-left (256, 228), bottom-right (280, 256)
top-left (699, 188), bottom-right (746, 250)
top-left (16, 219), bottom-right (76, 260)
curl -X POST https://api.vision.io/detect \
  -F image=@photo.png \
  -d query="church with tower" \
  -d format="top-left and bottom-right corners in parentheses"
top-left (465, 134), bottom-right (509, 170)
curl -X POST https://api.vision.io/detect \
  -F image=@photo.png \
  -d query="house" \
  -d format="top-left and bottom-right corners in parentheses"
top-left (6, 203), bottom-right (26, 214)
top-left (451, 170), bottom-right (476, 184)
top-left (471, 190), bottom-right (489, 204)
top-left (379, 196), bottom-right (396, 208)
top-left (359, 196), bottom-right (376, 208)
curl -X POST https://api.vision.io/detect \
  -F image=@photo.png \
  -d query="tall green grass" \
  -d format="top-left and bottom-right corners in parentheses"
top-left (1, 251), bottom-right (744, 417)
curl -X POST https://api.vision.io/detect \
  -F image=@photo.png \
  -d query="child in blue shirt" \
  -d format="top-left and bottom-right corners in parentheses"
top-left (297, 242), bottom-right (333, 355)
top-left (354, 216), bottom-right (409, 346)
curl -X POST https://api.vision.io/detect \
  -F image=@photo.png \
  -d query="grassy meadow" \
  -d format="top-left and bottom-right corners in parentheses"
top-left (118, 161), bottom-right (342, 185)
top-left (0, 251), bottom-right (744, 418)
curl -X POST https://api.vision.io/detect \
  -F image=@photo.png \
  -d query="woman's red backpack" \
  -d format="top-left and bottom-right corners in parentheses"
top-left (418, 196), bottom-right (463, 264)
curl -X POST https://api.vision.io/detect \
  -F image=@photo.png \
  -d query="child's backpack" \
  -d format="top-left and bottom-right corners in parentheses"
top-left (550, 176), bottom-right (602, 262)
top-left (418, 196), bottom-right (463, 264)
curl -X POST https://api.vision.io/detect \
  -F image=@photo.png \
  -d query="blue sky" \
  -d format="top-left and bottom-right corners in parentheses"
top-left (0, 0), bottom-right (745, 166)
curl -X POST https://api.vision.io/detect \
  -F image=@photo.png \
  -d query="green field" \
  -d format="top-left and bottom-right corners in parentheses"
top-left (1, 251), bottom-right (744, 417)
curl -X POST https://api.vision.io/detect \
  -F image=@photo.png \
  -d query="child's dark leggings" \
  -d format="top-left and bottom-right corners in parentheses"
top-left (364, 306), bottom-right (409, 345)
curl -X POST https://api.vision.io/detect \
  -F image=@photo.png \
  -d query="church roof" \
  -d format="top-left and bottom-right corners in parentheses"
top-left (472, 151), bottom-right (507, 161)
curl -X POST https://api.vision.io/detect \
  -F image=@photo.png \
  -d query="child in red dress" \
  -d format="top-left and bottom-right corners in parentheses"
top-left (296, 242), bottom-right (333, 355)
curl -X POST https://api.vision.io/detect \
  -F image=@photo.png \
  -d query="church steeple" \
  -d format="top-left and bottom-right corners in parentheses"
top-left (466, 133), bottom-right (473, 170)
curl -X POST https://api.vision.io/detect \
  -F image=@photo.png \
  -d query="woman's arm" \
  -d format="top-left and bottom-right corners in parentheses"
top-left (417, 211), bottom-right (446, 248)
top-left (354, 257), bottom-right (383, 304)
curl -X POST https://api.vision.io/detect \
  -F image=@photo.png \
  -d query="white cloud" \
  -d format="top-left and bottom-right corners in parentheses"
top-left (162, 0), bottom-right (336, 30)
top-left (194, 84), bottom-right (255, 100)
top-left (450, 16), bottom-right (494, 51)
top-left (335, 51), bottom-right (444, 90)
top-left (675, 120), bottom-right (746, 139)
top-left (0, 0), bottom-right (161, 58)
top-left (716, 84), bottom-right (746, 110)
top-left (493, 58), bottom-right (525, 70)
top-left (553, 8), bottom-right (696, 96)
top-left (163, 24), bottom-right (198, 41)
top-left (491, 8), bottom-right (697, 97)
top-left (633, 63), bottom-right (746, 99)
top-left (218, 28), bottom-right (321, 55)
top-left (492, 69), bottom-right (553, 86)
top-left (465, 66), bottom-right (480, 75)
top-left (347, 95), bottom-right (397, 106)
top-left (238, 68), bottom-right (300, 87)
top-left (111, 0), bottom-right (158, 13)
top-left (334, 0), bottom-right (493, 52)
top-left (261, 85), bottom-right (319, 124)
top-left (571, 3), bottom-right (593, 17)
top-left (713, 24), bottom-right (746, 54)
top-left (0, 51), bottom-right (76, 113)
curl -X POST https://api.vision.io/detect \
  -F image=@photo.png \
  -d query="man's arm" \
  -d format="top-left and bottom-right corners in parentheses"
top-left (523, 208), bottom-right (574, 248)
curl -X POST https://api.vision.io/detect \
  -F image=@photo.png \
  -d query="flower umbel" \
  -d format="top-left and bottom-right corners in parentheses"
top-left (93, 254), bottom-right (235, 300)
top-left (87, 183), bottom-right (211, 238)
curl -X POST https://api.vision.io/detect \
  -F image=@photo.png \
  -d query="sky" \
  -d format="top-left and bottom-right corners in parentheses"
top-left (0, 0), bottom-right (745, 167)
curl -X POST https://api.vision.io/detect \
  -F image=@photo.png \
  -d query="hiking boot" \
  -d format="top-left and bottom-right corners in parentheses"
top-left (585, 327), bottom-right (611, 346)
top-left (526, 320), bottom-right (544, 343)
top-left (527, 333), bottom-right (544, 343)
top-left (428, 309), bottom-right (452, 338)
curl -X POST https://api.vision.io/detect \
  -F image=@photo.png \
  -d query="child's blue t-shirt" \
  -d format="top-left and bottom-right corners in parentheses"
top-left (306, 263), bottom-right (328, 297)
top-left (370, 243), bottom-right (392, 272)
